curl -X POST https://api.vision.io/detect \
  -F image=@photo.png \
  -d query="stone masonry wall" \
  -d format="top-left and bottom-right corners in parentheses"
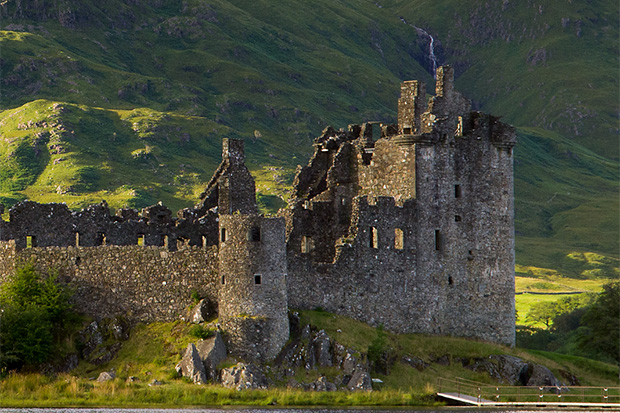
top-left (0, 243), bottom-right (219, 323)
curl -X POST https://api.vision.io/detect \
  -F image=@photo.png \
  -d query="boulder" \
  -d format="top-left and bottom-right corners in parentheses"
top-left (308, 375), bottom-right (337, 391)
top-left (189, 299), bottom-right (216, 324)
top-left (80, 321), bottom-right (103, 359)
top-left (175, 343), bottom-right (207, 384)
top-left (402, 355), bottom-right (429, 372)
top-left (346, 365), bottom-right (372, 391)
top-left (196, 331), bottom-right (227, 381)
top-left (96, 371), bottom-right (115, 382)
top-left (311, 329), bottom-right (332, 367)
top-left (527, 364), bottom-right (561, 387)
top-left (220, 363), bottom-right (268, 390)
top-left (491, 355), bottom-right (530, 385)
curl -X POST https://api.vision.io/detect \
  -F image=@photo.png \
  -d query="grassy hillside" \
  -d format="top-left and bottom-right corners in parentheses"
top-left (0, 0), bottom-right (617, 283)
top-left (0, 311), bottom-right (617, 407)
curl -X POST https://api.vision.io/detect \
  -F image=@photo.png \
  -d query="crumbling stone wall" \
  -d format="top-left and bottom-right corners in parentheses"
top-left (0, 242), bottom-right (218, 323)
top-left (284, 65), bottom-right (516, 346)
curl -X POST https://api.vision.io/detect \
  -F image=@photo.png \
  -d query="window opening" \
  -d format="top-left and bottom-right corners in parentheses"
top-left (434, 230), bottom-right (442, 251)
top-left (455, 215), bottom-right (462, 222)
top-left (448, 276), bottom-right (453, 285)
top-left (221, 275), bottom-right (225, 285)
top-left (249, 226), bottom-right (261, 242)
top-left (220, 228), bottom-right (227, 242)
top-left (455, 116), bottom-right (463, 137)
top-left (301, 236), bottom-right (312, 253)
top-left (75, 256), bottom-right (81, 266)
top-left (403, 127), bottom-right (412, 134)
top-left (455, 184), bottom-right (462, 198)
top-left (394, 228), bottom-right (404, 250)
top-left (97, 232), bottom-right (106, 246)
top-left (369, 227), bottom-right (378, 249)
top-left (254, 274), bottom-right (262, 285)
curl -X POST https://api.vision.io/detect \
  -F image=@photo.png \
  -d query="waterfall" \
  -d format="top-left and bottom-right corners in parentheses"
top-left (428, 34), bottom-right (437, 79)
top-left (400, 17), bottom-right (440, 79)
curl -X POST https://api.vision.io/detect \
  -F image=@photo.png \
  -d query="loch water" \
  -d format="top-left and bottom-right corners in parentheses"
top-left (0, 409), bottom-right (609, 413)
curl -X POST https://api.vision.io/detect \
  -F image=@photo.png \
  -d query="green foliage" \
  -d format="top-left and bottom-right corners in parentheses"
top-left (518, 282), bottom-right (619, 363)
top-left (367, 324), bottom-right (387, 366)
top-left (525, 293), bottom-right (595, 328)
top-left (0, 263), bottom-right (78, 371)
top-left (188, 325), bottom-right (214, 340)
top-left (189, 289), bottom-right (201, 304)
top-left (576, 282), bottom-right (620, 363)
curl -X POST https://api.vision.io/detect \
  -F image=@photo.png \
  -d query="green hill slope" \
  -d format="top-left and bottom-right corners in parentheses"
top-left (0, 0), bottom-right (617, 280)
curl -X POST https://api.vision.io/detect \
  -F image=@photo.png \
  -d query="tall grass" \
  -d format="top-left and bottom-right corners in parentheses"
top-left (0, 373), bottom-right (435, 407)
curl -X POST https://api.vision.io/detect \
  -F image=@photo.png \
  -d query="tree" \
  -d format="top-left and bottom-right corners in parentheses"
top-left (526, 301), bottom-right (559, 328)
top-left (577, 282), bottom-right (620, 363)
top-left (0, 263), bottom-right (76, 371)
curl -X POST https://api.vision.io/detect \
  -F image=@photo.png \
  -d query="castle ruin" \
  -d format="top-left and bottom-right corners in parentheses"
top-left (0, 66), bottom-right (516, 360)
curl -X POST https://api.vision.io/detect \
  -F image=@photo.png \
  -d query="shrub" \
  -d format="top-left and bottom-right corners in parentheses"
top-left (188, 325), bottom-right (214, 340)
top-left (0, 263), bottom-right (78, 371)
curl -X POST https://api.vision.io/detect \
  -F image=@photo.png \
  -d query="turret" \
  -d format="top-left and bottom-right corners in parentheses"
top-left (215, 139), bottom-right (288, 362)
top-left (218, 214), bottom-right (288, 362)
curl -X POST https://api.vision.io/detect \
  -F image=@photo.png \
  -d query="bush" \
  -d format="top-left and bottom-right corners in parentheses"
top-left (0, 263), bottom-right (78, 371)
top-left (188, 325), bottom-right (214, 340)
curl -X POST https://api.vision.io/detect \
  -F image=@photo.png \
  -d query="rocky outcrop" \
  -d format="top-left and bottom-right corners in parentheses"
top-left (274, 325), bottom-right (372, 391)
top-left (196, 331), bottom-right (227, 381)
top-left (78, 318), bottom-right (129, 366)
top-left (220, 363), bottom-right (268, 390)
top-left (527, 364), bottom-right (561, 387)
top-left (176, 343), bottom-right (207, 384)
top-left (463, 355), bottom-right (562, 386)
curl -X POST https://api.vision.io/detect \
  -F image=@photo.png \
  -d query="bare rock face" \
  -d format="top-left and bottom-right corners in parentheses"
top-left (308, 375), bottom-right (337, 391)
top-left (220, 363), bottom-right (268, 391)
top-left (402, 355), bottom-right (429, 372)
top-left (464, 355), bottom-right (561, 387)
top-left (491, 355), bottom-right (530, 385)
top-left (346, 366), bottom-right (372, 391)
top-left (527, 364), bottom-right (561, 387)
top-left (175, 343), bottom-right (207, 384)
top-left (196, 331), bottom-right (227, 381)
top-left (189, 299), bottom-right (216, 324)
top-left (311, 329), bottom-right (332, 367)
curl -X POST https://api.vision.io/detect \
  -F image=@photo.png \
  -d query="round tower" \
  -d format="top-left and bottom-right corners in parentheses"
top-left (218, 213), bottom-right (288, 362)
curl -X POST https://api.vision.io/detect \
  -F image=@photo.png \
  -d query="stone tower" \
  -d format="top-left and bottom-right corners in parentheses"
top-left (216, 139), bottom-right (289, 362)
